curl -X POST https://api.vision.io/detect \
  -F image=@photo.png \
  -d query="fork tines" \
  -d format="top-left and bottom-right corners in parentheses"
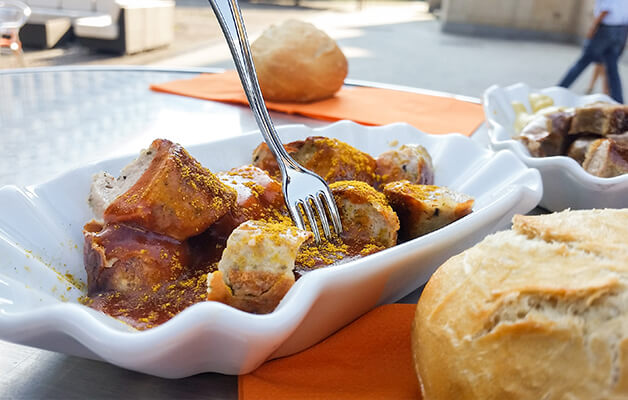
top-left (289, 191), bottom-right (342, 243)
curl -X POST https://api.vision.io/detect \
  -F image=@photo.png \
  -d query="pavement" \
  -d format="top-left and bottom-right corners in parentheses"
top-left (7, 0), bottom-right (628, 100)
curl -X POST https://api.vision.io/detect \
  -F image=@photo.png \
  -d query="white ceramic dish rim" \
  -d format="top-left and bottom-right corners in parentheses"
top-left (0, 120), bottom-right (543, 375)
top-left (483, 82), bottom-right (628, 187)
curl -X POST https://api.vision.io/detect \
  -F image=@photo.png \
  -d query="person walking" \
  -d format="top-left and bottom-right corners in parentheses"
top-left (558, 0), bottom-right (628, 103)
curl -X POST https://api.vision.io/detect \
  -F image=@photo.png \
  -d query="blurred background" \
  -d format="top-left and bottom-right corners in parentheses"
top-left (1, 0), bottom-right (627, 100)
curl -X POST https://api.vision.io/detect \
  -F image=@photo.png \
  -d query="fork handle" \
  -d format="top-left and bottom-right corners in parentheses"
top-left (207, 0), bottom-right (299, 174)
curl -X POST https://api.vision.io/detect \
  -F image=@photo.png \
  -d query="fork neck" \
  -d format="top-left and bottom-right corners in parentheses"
top-left (207, 0), bottom-right (302, 173)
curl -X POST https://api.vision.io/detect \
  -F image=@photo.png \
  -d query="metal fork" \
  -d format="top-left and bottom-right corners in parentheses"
top-left (207, 0), bottom-right (343, 243)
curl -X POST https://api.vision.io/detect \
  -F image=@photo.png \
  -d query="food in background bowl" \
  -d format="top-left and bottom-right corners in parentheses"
top-left (412, 208), bottom-right (628, 400)
top-left (512, 93), bottom-right (562, 133)
top-left (484, 83), bottom-right (628, 211)
top-left (251, 19), bottom-right (348, 103)
top-left (513, 95), bottom-right (628, 178)
top-left (82, 136), bottom-right (472, 329)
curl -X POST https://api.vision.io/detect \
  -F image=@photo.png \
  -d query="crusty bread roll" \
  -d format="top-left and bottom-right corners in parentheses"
top-left (412, 209), bottom-right (628, 400)
top-left (251, 19), bottom-right (348, 103)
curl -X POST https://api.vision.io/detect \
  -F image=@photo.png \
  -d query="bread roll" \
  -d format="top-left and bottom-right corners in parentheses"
top-left (251, 19), bottom-right (348, 103)
top-left (412, 209), bottom-right (628, 400)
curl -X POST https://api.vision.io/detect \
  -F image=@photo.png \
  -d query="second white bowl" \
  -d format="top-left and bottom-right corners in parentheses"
top-left (484, 82), bottom-right (628, 211)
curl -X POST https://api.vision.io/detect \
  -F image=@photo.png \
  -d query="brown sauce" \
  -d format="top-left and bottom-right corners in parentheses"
top-left (86, 230), bottom-right (373, 330)
top-left (82, 147), bottom-right (391, 330)
top-left (89, 271), bottom-right (209, 330)
top-left (83, 165), bottom-right (381, 330)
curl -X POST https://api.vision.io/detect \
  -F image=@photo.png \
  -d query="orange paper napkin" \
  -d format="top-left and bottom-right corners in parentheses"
top-left (238, 304), bottom-right (420, 400)
top-left (150, 71), bottom-right (483, 136)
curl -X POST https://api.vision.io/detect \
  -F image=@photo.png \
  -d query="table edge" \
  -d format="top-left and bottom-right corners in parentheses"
top-left (0, 65), bottom-right (482, 104)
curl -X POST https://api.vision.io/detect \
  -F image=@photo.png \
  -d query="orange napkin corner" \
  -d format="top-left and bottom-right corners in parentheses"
top-left (150, 71), bottom-right (483, 136)
top-left (238, 303), bottom-right (421, 400)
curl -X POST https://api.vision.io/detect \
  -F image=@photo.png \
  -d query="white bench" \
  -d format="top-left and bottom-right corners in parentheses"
top-left (24, 0), bottom-right (102, 19)
top-left (21, 0), bottom-right (174, 54)
top-left (20, 0), bottom-right (99, 48)
top-left (75, 0), bottom-right (174, 55)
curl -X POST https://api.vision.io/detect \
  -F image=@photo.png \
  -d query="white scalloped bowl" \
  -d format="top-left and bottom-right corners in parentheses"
top-left (484, 83), bottom-right (628, 211)
top-left (0, 121), bottom-right (541, 378)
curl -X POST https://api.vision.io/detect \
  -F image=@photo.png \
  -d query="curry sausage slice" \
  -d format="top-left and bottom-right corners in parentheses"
top-left (330, 180), bottom-right (400, 248)
top-left (383, 180), bottom-right (473, 241)
top-left (83, 221), bottom-right (190, 295)
top-left (100, 139), bottom-right (237, 241)
top-left (376, 144), bottom-right (434, 186)
top-left (253, 136), bottom-right (377, 185)
top-left (207, 220), bottom-right (312, 314)
top-left (582, 138), bottom-right (628, 178)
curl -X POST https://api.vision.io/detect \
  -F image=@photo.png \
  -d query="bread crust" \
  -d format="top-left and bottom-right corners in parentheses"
top-left (251, 19), bottom-right (347, 103)
top-left (413, 209), bottom-right (628, 400)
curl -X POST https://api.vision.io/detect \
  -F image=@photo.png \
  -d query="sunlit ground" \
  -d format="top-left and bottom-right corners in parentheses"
top-left (2, 0), bottom-right (627, 99)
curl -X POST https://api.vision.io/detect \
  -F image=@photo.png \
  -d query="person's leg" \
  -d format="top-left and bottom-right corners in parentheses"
top-left (586, 63), bottom-right (604, 93)
top-left (558, 35), bottom-right (604, 89)
top-left (602, 27), bottom-right (625, 103)
top-left (558, 51), bottom-right (595, 88)
top-left (604, 54), bottom-right (622, 102)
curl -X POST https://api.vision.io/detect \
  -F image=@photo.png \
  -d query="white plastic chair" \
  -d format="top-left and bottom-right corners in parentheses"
top-left (0, 0), bottom-right (31, 67)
